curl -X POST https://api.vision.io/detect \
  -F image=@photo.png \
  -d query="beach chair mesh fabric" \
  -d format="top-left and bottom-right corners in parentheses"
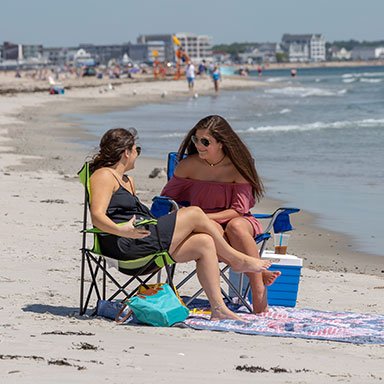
top-left (165, 152), bottom-right (299, 311)
top-left (78, 162), bottom-right (175, 315)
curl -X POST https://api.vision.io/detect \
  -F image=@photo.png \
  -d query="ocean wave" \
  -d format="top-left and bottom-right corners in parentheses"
top-left (342, 72), bottom-right (384, 78)
top-left (265, 86), bottom-right (337, 97)
top-left (264, 77), bottom-right (286, 83)
top-left (279, 108), bottom-right (291, 114)
top-left (360, 78), bottom-right (383, 83)
top-left (240, 118), bottom-right (384, 133)
top-left (343, 78), bottom-right (357, 83)
top-left (160, 132), bottom-right (185, 138)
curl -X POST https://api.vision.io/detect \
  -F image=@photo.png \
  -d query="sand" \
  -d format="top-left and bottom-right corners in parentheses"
top-left (0, 73), bottom-right (383, 383)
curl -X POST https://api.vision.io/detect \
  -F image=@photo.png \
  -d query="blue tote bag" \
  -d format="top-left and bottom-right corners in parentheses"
top-left (116, 284), bottom-right (189, 327)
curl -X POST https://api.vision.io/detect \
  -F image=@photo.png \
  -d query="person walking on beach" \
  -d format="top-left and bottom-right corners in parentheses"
top-left (186, 61), bottom-right (195, 90)
top-left (89, 128), bottom-right (272, 321)
top-left (161, 115), bottom-right (281, 313)
top-left (212, 66), bottom-right (221, 94)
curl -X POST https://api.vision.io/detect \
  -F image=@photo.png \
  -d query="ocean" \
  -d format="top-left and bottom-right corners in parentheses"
top-left (71, 65), bottom-right (384, 257)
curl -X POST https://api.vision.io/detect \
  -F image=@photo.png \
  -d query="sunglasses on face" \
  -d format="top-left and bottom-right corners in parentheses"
top-left (136, 146), bottom-right (141, 156)
top-left (191, 135), bottom-right (210, 147)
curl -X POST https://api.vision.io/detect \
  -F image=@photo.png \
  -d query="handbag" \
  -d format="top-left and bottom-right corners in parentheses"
top-left (116, 283), bottom-right (189, 327)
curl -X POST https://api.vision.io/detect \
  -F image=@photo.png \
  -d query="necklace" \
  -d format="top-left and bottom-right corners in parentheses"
top-left (204, 155), bottom-right (226, 167)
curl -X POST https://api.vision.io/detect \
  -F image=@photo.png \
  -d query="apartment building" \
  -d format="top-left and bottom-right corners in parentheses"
top-left (282, 34), bottom-right (326, 62)
top-left (175, 33), bottom-right (212, 62)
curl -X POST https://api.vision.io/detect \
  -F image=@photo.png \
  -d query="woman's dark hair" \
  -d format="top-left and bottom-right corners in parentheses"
top-left (178, 115), bottom-right (264, 201)
top-left (89, 128), bottom-right (137, 173)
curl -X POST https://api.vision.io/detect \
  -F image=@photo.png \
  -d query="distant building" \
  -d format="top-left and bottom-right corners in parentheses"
top-left (22, 44), bottom-right (43, 59)
top-left (42, 47), bottom-right (74, 66)
top-left (124, 43), bottom-right (148, 62)
top-left (175, 33), bottom-right (212, 62)
top-left (137, 34), bottom-right (175, 62)
top-left (2, 41), bottom-right (20, 60)
top-left (78, 44), bottom-right (122, 65)
top-left (281, 34), bottom-right (326, 62)
top-left (328, 47), bottom-right (351, 61)
top-left (212, 51), bottom-right (232, 64)
top-left (351, 46), bottom-right (384, 61)
top-left (146, 41), bottom-right (165, 62)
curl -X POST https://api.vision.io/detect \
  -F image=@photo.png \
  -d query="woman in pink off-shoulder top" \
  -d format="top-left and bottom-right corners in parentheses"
top-left (161, 115), bottom-right (281, 313)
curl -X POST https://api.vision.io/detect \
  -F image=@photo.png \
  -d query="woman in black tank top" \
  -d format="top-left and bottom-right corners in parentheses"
top-left (89, 128), bottom-right (271, 321)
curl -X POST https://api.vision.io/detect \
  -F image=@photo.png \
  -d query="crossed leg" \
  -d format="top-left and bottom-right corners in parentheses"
top-left (169, 206), bottom-right (271, 274)
top-left (171, 232), bottom-right (243, 321)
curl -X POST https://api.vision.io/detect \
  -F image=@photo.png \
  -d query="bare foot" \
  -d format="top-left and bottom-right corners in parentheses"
top-left (232, 257), bottom-right (272, 274)
top-left (251, 287), bottom-right (269, 314)
top-left (210, 305), bottom-right (245, 322)
top-left (262, 270), bottom-right (281, 286)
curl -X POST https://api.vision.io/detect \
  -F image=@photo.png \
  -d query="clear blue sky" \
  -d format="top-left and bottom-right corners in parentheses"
top-left (1, 0), bottom-right (383, 47)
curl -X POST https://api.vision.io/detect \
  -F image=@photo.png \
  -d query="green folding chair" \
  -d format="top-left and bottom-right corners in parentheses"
top-left (78, 162), bottom-right (176, 316)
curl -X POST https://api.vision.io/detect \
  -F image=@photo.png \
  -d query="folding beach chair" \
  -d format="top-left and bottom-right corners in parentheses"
top-left (78, 162), bottom-right (177, 316)
top-left (163, 152), bottom-right (300, 312)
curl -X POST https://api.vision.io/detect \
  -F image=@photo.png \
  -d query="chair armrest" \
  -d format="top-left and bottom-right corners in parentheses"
top-left (253, 207), bottom-right (300, 234)
top-left (151, 196), bottom-right (179, 217)
top-left (82, 220), bottom-right (159, 234)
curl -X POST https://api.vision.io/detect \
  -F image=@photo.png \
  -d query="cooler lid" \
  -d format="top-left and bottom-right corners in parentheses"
top-left (262, 250), bottom-right (303, 266)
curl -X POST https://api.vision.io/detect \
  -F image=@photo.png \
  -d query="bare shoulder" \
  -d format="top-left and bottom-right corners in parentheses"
top-left (174, 154), bottom-right (200, 177)
top-left (91, 168), bottom-right (114, 182)
top-left (227, 163), bottom-right (249, 184)
top-left (90, 168), bottom-right (117, 190)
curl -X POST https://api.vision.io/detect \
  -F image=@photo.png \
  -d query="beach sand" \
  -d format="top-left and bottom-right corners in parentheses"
top-left (0, 74), bottom-right (383, 383)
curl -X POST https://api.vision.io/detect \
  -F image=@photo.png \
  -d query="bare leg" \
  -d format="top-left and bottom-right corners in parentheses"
top-left (169, 207), bottom-right (272, 273)
top-left (225, 218), bottom-right (279, 313)
top-left (171, 233), bottom-right (243, 321)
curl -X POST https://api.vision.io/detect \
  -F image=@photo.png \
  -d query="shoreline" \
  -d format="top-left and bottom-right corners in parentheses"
top-left (1, 76), bottom-right (383, 275)
top-left (236, 60), bottom-right (384, 70)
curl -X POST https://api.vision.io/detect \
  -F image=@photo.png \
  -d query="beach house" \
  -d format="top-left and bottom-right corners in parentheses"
top-left (281, 34), bottom-right (326, 62)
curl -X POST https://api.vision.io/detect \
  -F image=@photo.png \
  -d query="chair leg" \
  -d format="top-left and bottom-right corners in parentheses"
top-left (103, 258), bottom-right (106, 300)
top-left (220, 272), bottom-right (253, 313)
top-left (79, 250), bottom-right (86, 315)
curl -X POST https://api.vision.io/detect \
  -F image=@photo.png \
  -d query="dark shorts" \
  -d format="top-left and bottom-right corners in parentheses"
top-left (99, 211), bottom-right (177, 261)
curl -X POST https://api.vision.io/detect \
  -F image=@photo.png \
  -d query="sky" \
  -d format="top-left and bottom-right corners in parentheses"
top-left (1, 0), bottom-right (383, 47)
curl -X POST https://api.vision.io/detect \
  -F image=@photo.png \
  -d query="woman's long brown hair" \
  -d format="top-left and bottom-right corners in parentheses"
top-left (89, 128), bottom-right (137, 173)
top-left (178, 115), bottom-right (264, 201)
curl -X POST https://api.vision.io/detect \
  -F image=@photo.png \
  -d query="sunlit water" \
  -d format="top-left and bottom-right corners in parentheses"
top-left (68, 66), bottom-right (384, 257)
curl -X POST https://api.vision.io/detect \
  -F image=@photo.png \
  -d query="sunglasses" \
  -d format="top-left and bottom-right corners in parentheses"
top-left (191, 135), bottom-right (210, 147)
top-left (136, 146), bottom-right (141, 156)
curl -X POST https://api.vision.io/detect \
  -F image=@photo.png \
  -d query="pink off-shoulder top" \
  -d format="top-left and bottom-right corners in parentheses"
top-left (161, 175), bottom-right (262, 236)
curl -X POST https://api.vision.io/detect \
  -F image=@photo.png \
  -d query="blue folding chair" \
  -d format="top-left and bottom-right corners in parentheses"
top-left (154, 152), bottom-right (300, 312)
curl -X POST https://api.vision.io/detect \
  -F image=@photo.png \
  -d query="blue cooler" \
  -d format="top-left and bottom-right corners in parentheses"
top-left (228, 251), bottom-right (303, 307)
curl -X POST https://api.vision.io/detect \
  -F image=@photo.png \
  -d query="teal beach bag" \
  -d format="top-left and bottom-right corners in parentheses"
top-left (126, 284), bottom-right (189, 327)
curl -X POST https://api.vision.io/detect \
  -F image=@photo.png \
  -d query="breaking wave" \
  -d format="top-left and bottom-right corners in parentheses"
top-left (239, 118), bottom-right (384, 133)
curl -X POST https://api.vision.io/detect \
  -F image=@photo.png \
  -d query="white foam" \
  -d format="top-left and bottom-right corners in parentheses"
top-left (160, 132), bottom-right (185, 138)
top-left (360, 78), bottom-right (382, 83)
top-left (279, 108), bottom-right (291, 114)
top-left (343, 78), bottom-right (356, 83)
top-left (265, 77), bottom-right (285, 83)
top-left (265, 86), bottom-right (336, 97)
top-left (241, 118), bottom-right (384, 133)
top-left (342, 71), bottom-right (384, 79)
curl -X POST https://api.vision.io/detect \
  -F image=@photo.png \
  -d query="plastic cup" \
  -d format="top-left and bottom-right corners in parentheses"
top-left (274, 233), bottom-right (290, 255)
